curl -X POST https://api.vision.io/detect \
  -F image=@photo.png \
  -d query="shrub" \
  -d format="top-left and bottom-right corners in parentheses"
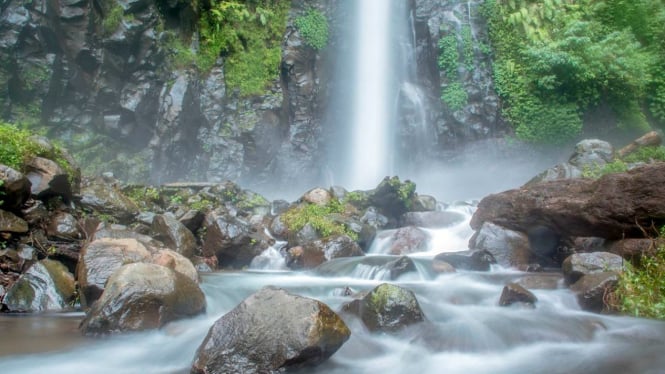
top-left (441, 82), bottom-right (468, 112)
top-left (282, 199), bottom-right (358, 240)
top-left (615, 244), bottom-right (665, 319)
top-left (295, 9), bottom-right (329, 50)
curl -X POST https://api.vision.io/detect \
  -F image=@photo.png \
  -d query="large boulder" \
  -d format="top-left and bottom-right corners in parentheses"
top-left (526, 139), bottom-right (614, 185)
top-left (79, 263), bottom-right (205, 335)
top-left (342, 283), bottom-right (425, 332)
top-left (471, 163), bottom-right (665, 240)
top-left (0, 164), bottom-right (31, 212)
top-left (191, 287), bottom-right (350, 374)
top-left (499, 283), bottom-right (538, 307)
top-left (151, 214), bottom-right (197, 258)
top-left (2, 259), bottom-right (75, 312)
top-left (77, 238), bottom-right (152, 308)
top-left (469, 222), bottom-right (534, 268)
top-left (151, 249), bottom-right (199, 283)
top-left (202, 212), bottom-right (272, 268)
top-left (286, 234), bottom-right (364, 269)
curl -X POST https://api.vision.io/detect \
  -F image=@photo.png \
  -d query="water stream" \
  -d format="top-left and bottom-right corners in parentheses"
top-left (1, 207), bottom-right (665, 373)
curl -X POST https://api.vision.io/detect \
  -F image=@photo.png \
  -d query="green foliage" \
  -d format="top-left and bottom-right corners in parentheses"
top-left (582, 145), bottom-right (665, 178)
top-left (437, 34), bottom-right (459, 79)
top-left (0, 122), bottom-right (47, 170)
top-left (282, 199), bottom-right (358, 240)
top-left (485, 0), bottom-right (665, 143)
top-left (295, 9), bottom-right (329, 50)
top-left (615, 243), bottom-right (665, 319)
top-left (103, 3), bottom-right (124, 36)
top-left (461, 26), bottom-right (475, 71)
top-left (441, 82), bottom-right (468, 112)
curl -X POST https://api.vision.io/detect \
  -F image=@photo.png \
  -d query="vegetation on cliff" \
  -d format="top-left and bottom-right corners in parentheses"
top-left (483, 0), bottom-right (665, 144)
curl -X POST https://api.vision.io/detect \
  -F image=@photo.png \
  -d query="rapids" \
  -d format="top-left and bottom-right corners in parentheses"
top-left (1, 206), bottom-right (665, 374)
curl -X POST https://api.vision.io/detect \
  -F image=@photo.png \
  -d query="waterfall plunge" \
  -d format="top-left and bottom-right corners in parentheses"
top-left (348, 0), bottom-right (393, 190)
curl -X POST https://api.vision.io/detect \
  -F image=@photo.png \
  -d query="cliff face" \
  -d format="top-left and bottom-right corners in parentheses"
top-left (0, 0), bottom-right (505, 192)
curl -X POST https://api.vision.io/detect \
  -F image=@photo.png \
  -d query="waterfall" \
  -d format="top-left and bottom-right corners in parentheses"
top-left (347, 0), bottom-right (394, 190)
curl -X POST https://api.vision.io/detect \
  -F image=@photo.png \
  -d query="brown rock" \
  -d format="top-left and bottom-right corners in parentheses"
top-left (499, 283), bottom-right (538, 307)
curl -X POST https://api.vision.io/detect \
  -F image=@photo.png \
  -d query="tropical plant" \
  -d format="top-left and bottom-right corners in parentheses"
top-left (295, 9), bottom-right (329, 50)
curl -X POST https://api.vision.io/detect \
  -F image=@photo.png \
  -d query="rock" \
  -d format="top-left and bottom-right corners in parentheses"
top-left (24, 157), bottom-right (73, 202)
top-left (367, 177), bottom-right (417, 220)
top-left (570, 272), bottom-right (620, 313)
top-left (562, 252), bottom-right (624, 285)
top-left (301, 187), bottom-right (333, 206)
top-left (499, 283), bottom-right (538, 307)
top-left (361, 207), bottom-right (389, 229)
top-left (77, 238), bottom-right (152, 308)
top-left (381, 226), bottom-right (430, 255)
top-left (400, 211), bottom-right (465, 228)
top-left (151, 214), bottom-right (197, 258)
top-left (0, 165), bottom-right (31, 212)
top-left (286, 235), bottom-right (364, 269)
top-left (191, 287), bottom-right (350, 374)
top-left (92, 225), bottom-right (165, 251)
top-left (46, 211), bottom-right (82, 241)
top-left (3, 259), bottom-right (75, 312)
top-left (151, 249), bottom-right (199, 283)
top-left (342, 283), bottom-right (425, 332)
top-left (79, 263), bottom-right (205, 335)
top-left (79, 182), bottom-right (139, 223)
top-left (617, 131), bottom-right (662, 158)
top-left (432, 260), bottom-right (456, 274)
top-left (20, 200), bottom-right (49, 225)
top-left (0, 209), bottom-right (29, 233)
top-left (411, 194), bottom-right (438, 212)
top-left (516, 273), bottom-right (564, 289)
top-left (179, 209), bottom-right (206, 233)
top-left (433, 250), bottom-right (496, 271)
top-left (469, 222), bottom-right (533, 268)
top-left (383, 256), bottom-right (417, 279)
top-left (202, 212), bottom-right (272, 268)
top-left (606, 238), bottom-right (662, 262)
top-left (470, 163), bottom-right (665, 240)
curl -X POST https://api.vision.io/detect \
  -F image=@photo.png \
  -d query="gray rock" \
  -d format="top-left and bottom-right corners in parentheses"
top-left (380, 226), bottom-right (430, 255)
top-left (191, 287), bottom-right (349, 374)
top-left (24, 157), bottom-right (72, 202)
top-left (3, 259), bottom-right (75, 312)
top-left (151, 214), bottom-right (197, 258)
top-left (80, 263), bottom-right (205, 335)
top-left (433, 250), bottom-right (496, 271)
top-left (46, 211), bottom-right (82, 241)
top-left (562, 252), bottom-right (624, 285)
top-left (0, 164), bottom-right (31, 212)
top-left (286, 234), bottom-right (364, 269)
top-left (469, 222), bottom-right (533, 268)
top-left (79, 182), bottom-right (139, 223)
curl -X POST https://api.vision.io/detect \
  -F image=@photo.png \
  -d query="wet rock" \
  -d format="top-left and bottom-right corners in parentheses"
top-left (151, 214), bottom-right (196, 258)
top-left (431, 259), bottom-right (456, 274)
top-left (24, 157), bottom-right (73, 202)
top-left (191, 286), bottom-right (350, 374)
top-left (151, 249), bottom-right (199, 283)
top-left (343, 283), bottom-right (425, 332)
top-left (469, 222), bottom-right (533, 268)
top-left (0, 165), bottom-right (31, 212)
top-left (471, 163), bottom-right (665, 240)
top-left (433, 250), bottom-right (496, 271)
top-left (202, 212), bottom-right (273, 268)
top-left (92, 224), bottom-right (165, 250)
top-left (3, 259), bottom-right (75, 312)
top-left (499, 283), bottom-right (538, 307)
top-left (562, 252), bottom-right (624, 285)
top-left (516, 273), bottom-right (564, 290)
top-left (46, 211), bottom-right (82, 241)
top-left (20, 200), bottom-right (49, 225)
top-left (77, 238), bottom-right (152, 308)
top-left (526, 139), bottom-right (614, 185)
top-left (367, 177), bottom-right (417, 220)
top-left (411, 195), bottom-right (437, 212)
top-left (0, 209), bottom-right (29, 233)
top-left (381, 226), bottom-right (430, 255)
top-left (384, 256), bottom-right (417, 279)
top-left (286, 234), bottom-right (364, 269)
top-left (361, 207), bottom-right (389, 229)
top-left (79, 182), bottom-right (139, 223)
top-left (301, 187), bottom-right (333, 206)
top-left (606, 238), bottom-right (662, 263)
top-left (80, 263), bottom-right (205, 335)
top-left (179, 209), bottom-right (206, 233)
top-left (400, 211), bottom-right (465, 228)
top-left (570, 272), bottom-right (620, 313)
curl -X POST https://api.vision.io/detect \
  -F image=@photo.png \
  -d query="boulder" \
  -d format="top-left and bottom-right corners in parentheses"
top-left (499, 283), bottom-right (538, 307)
top-left (469, 222), bottom-right (533, 268)
top-left (0, 209), bottom-right (29, 233)
top-left (79, 263), bottom-right (205, 335)
top-left (21, 200), bottom-right (49, 225)
top-left (526, 139), bottom-right (614, 185)
top-left (151, 214), bottom-right (197, 258)
top-left (367, 177), bottom-right (417, 220)
top-left (202, 212), bottom-right (272, 268)
top-left (471, 163), bottom-right (665, 240)
top-left (77, 238), bottom-right (152, 308)
top-left (286, 235), bottom-right (364, 269)
top-left (400, 211), bottom-right (465, 228)
top-left (606, 238), bottom-right (662, 263)
top-left (0, 164), bottom-right (31, 212)
top-left (433, 250), bottom-right (496, 271)
top-left (411, 194), bottom-right (438, 212)
top-left (3, 259), bottom-right (75, 312)
top-left (562, 252), bottom-right (624, 285)
top-left (380, 226), bottom-right (430, 255)
top-left (342, 283), bottom-right (425, 332)
top-left (46, 211), bottom-right (82, 241)
top-left (191, 287), bottom-right (350, 374)
top-left (79, 182), bottom-right (139, 223)
top-left (24, 157), bottom-right (73, 202)
top-left (151, 249), bottom-right (199, 283)
top-left (570, 272), bottom-right (620, 313)
top-left (301, 187), bottom-right (333, 206)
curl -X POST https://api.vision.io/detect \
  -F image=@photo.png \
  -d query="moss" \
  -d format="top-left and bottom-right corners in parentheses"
top-left (583, 146), bottom-right (665, 178)
top-left (282, 199), bottom-right (358, 240)
top-left (103, 3), bottom-right (124, 36)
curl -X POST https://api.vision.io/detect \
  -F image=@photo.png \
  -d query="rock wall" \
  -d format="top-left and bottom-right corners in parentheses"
top-left (0, 0), bottom-right (506, 191)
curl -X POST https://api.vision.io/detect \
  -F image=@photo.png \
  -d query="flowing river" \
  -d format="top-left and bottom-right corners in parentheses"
top-left (1, 206), bottom-right (665, 373)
